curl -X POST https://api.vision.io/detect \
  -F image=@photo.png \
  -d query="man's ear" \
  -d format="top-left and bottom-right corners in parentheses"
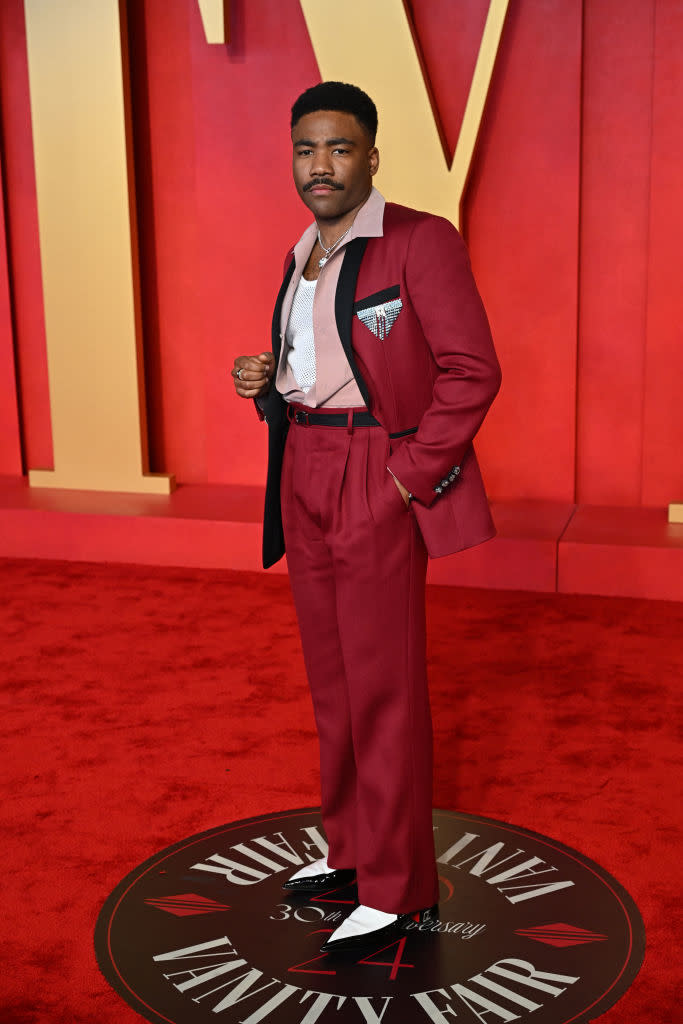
top-left (369, 147), bottom-right (380, 176)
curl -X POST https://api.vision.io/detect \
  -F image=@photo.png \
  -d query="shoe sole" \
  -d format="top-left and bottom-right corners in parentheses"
top-left (320, 904), bottom-right (439, 953)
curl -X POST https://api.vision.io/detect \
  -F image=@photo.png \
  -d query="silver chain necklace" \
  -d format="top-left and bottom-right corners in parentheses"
top-left (317, 225), bottom-right (352, 268)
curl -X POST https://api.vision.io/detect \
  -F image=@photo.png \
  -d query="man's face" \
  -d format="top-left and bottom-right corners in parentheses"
top-left (291, 110), bottom-right (379, 224)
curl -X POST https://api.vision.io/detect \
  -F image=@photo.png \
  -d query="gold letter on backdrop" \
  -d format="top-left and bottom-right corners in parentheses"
top-left (299, 0), bottom-right (509, 230)
top-left (197, 0), bottom-right (229, 44)
top-left (24, 0), bottom-right (173, 494)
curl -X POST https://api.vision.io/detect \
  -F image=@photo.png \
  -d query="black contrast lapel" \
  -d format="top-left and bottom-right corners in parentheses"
top-left (271, 256), bottom-right (295, 364)
top-left (335, 237), bottom-right (372, 408)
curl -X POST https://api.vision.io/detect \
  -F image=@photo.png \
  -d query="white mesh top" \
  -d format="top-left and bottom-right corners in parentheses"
top-left (285, 275), bottom-right (317, 394)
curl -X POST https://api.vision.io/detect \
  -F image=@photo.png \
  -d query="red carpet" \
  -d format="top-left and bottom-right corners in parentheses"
top-left (0, 558), bottom-right (680, 1022)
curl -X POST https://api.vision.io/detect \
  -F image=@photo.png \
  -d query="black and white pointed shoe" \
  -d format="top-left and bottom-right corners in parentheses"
top-left (282, 857), bottom-right (356, 894)
top-left (320, 903), bottom-right (439, 952)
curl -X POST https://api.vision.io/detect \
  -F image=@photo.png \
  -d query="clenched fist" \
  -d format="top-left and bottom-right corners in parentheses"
top-left (232, 352), bottom-right (275, 399)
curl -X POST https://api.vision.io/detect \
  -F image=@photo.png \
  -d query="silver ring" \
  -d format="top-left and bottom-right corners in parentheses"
top-left (236, 368), bottom-right (244, 380)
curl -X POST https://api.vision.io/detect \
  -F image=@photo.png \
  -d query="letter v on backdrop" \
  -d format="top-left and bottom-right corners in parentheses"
top-left (299, 0), bottom-right (510, 230)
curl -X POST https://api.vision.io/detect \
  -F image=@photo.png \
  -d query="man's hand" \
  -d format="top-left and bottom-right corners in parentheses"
top-left (232, 353), bottom-right (275, 399)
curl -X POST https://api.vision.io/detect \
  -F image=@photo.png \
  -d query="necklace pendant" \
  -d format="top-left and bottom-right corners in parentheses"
top-left (318, 256), bottom-right (328, 269)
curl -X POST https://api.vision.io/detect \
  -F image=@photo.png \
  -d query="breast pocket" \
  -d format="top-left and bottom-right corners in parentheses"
top-left (354, 285), bottom-right (402, 340)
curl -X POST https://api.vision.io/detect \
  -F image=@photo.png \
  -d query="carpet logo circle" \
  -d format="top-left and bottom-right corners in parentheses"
top-left (95, 808), bottom-right (644, 1024)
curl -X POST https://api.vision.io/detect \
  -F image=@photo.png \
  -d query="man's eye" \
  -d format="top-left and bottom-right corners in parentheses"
top-left (333, 148), bottom-right (349, 155)
top-left (296, 149), bottom-right (312, 156)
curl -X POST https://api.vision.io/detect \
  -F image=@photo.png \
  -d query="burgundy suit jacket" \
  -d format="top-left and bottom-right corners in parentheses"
top-left (260, 202), bottom-right (501, 569)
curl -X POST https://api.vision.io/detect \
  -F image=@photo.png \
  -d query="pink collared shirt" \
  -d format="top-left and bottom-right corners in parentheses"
top-left (275, 187), bottom-right (385, 408)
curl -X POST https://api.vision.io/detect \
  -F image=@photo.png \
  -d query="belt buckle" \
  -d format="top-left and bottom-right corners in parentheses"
top-left (294, 409), bottom-right (309, 426)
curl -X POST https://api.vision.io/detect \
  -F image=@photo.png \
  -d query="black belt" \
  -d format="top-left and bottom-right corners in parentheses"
top-left (287, 404), bottom-right (417, 440)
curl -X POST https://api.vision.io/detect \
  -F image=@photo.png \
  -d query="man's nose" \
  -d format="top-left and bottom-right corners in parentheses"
top-left (310, 150), bottom-right (334, 177)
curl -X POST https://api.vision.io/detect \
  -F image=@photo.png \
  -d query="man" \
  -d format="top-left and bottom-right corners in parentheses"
top-left (233, 82), bottom-right (500, 953)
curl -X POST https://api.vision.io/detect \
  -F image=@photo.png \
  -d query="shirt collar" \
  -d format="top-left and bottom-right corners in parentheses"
top-left (292, 187), bottom-right (385, 271)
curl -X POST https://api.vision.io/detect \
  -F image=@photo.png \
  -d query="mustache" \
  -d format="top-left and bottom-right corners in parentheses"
top-left (303, 179), bottom-right (344, 192)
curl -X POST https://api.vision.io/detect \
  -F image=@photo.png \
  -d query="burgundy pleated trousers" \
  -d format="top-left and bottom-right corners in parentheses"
top-left (280, 411), bottom-right (439, 914)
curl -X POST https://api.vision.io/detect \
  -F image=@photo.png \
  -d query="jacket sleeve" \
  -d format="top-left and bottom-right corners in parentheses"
top-left (385, 215), bottom-right (501, 507)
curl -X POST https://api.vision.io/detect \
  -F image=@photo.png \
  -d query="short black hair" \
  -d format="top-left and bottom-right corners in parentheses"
top-left (291, 82), bottom-right (378, 143)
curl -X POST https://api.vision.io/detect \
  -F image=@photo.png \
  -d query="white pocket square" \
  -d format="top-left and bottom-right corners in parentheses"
top-left (356, 298), bottom-right (403, 340)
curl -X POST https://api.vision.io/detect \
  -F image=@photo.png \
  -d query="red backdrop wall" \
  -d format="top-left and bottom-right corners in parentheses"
top-left (0, 0), bottom-right (681, 507)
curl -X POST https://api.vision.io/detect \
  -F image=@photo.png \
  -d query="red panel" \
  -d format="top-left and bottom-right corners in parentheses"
top-left (427, 500), bottom-right (575, 592)
top-left (0, 505), bottom-right (276, 574)
top-left (406, 0), bottom-right (489, 162)
top-left (0, 0), bottom-right (52, 470)
top-left (0, 149), bottom-right (22, 474)
top-left (576, 0), bottom-right (655, 505)
top-left (641, 0), bottom-right (683, 506)
top-left (465, 0), bottom-right (582, 503)
top-left (0, 476), bottom-right (568, 592)
top-left (128, 0), bottom-right (207, 482)
top-left (131, 0), bottom-right (320, 484)
top-left (558, 505), bottom-right (683, 601)
top-left (5, 478), bottom-right (682, 602)
top-left (3, 475), bottom-right (681, 601)
top-left (0, 474), bottom-right (280, 572)
top-left (193, 2), bottom-right (321, 484)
